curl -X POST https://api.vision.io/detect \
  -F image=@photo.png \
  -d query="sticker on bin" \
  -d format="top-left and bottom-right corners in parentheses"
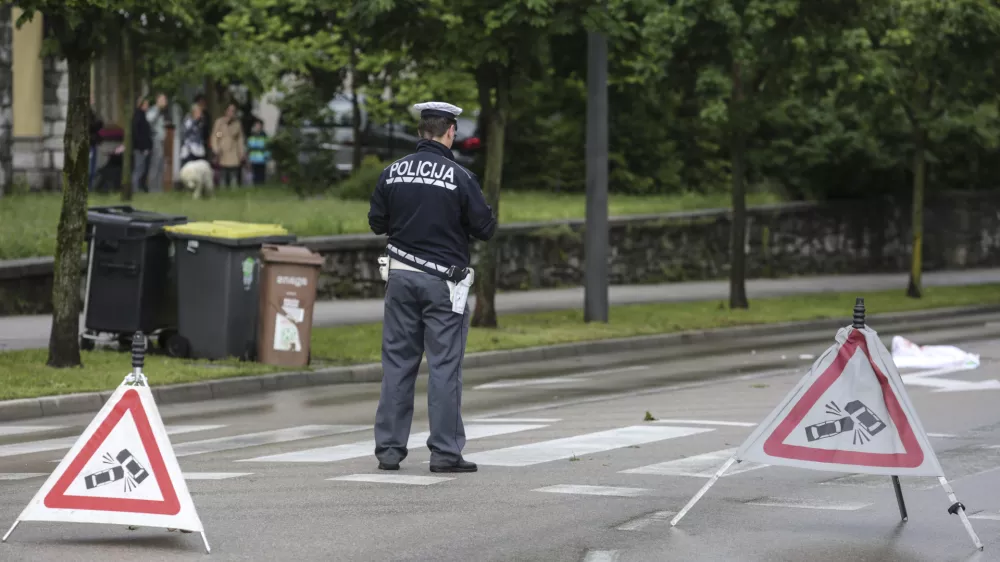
top-left (242, 258), bottom-right (255, 290)
top-left (274, 312), bottom-right (303, 352)
top-left (282, 299), bottom-right (304, 323)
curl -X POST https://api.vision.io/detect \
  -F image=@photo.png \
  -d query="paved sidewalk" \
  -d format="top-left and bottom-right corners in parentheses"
top-left (2, 268), bottom-right (999, 352)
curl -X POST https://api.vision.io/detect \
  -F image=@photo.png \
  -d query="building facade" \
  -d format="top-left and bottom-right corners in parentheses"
top-left (4, 7), bottom-right (68, 192)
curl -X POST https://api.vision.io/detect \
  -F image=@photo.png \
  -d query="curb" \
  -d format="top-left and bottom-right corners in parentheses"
top-left (2, 304), bottom-right (999, 422)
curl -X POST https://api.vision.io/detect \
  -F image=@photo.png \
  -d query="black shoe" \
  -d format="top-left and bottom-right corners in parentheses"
top-left (378, 461), bottom-right (400, 471)
top-left (429, 459), bottom-right (477, 473)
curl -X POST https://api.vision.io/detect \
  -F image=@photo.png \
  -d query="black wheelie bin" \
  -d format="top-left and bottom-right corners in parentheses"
top-left (81, 206), bottom-right (188, 351)
top-left (162, 221), bottom-right (296, 360)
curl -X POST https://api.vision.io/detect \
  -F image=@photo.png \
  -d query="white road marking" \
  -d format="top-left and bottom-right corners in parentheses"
top-left (901, 365), bottom-right (979, 379)
top-left (535, 485), bottom-right (648, 498)
top-left (583, 550), bottom-right (620, 562)
top-left (474, 376), bottom-right (590, 390)
top-left (620, 449), bottom-right (767, 478)
top-left (927, 433), bottom-right (957, 438)
top-left (617, 510), bottom-right (675, 531)
top-left (239, 423), bottom-right (547, 463)
top-left (183, 473), bottom-right (252, 480)
top-left (474, 365), bottom-right (649, 390)
top-left (329, 474), bottom-right (453, 486)
top-left (466, 418), bottom-right (562, 423)
top-left (651, 419), bottom-right (756, 427)
top-left (468, 367), bottom-right (798, 420)
top-left (901, 365), bottom-right (1000, 392)
top-left (0, 424), bottom-right (225, 458)
top-left (746, 497), bottom-right (872, 511)
top-left (903, 377), bottom-right (1000, 392)
top-left (969, 511), bottom-right (1000, 521)
top-left (0, 426), bottom-right (63, 436)
top-left (173, 425), bottom-right (368, 458)
top-left (0, 473), bottom-right (47, 481)
top-left (465, 425), bottom-right (713, 467)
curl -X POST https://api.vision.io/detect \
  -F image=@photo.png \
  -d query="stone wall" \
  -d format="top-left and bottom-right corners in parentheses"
top-left (308, 193), bottom-right (1000, 301)
top-left (2, 193), bottom-right (999, 316)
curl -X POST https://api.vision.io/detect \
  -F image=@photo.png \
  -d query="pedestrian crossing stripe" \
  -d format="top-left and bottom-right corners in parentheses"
top-left (239, 423), bottom-right (548, 463)
top-left (621, 448), bottom-right (767, 478)
top-left (0, 424), bottom-right (225, 459)
top-left (465, 425), bottom-right (712, 467)
top-left (330, 474), bottom-right (453, 486)
top-left (535, 485), bottom-right (647, 497)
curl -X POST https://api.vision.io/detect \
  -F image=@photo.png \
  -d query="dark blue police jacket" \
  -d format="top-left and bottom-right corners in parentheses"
top-left (368, 139), bottom-right (497, 270)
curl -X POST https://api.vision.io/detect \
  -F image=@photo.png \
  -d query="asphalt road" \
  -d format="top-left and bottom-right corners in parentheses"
top-left (2, 268), bottom-right (999, 351)
top-left (1, 322), bottom-right (1000, 561)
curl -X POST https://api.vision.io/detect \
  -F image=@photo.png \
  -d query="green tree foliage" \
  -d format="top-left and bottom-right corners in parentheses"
top-left (362, 0), bottom-right (634, 328)
top-left (851, 0), bottom-right (1000, 298)
top-left (630, 0), bottom-right (876, 309)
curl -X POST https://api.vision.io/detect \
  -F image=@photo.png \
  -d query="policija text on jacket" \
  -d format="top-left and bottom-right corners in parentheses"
top-left (367, 139), bottom-right (497, 267)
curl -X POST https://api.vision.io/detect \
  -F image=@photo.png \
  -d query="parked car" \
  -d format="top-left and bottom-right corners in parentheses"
top-left (286, 95), bottom-right (482, 178)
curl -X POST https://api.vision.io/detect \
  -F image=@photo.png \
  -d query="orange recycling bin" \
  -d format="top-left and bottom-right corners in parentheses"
top-left (256, 244), bottom-right (324, 367)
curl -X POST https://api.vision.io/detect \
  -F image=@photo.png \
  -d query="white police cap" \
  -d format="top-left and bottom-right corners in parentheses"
top-left (413, 101), bottom-right (463, 120)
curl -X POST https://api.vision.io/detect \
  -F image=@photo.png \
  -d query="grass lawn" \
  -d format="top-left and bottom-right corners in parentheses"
top-left (0, 188), bottom-right (784, 260)
top-left (1, 283), bottom-right (997, 401)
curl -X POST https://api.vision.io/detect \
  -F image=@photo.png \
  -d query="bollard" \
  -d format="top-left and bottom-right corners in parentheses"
top-left (852, 297), bottom-right (865, 329)
top-left (127, 332), bottom-right (148, 387)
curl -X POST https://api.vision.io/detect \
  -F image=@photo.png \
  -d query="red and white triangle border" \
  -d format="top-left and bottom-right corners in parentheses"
top-left (2, 371), bottom-right (209, 553)
top-left (667, 300), bottom-right (983, 553)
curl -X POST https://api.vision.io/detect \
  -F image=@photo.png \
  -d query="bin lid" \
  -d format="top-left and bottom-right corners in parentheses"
top-left (164, 221), bottom-right (289, 240)
top-left (87, 206), bottom-right (188, 228)
top-left (260, 244), bottom-right (324, 266)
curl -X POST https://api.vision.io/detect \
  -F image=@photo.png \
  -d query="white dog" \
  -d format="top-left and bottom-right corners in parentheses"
top-left (179, 159), bottom-right (214, 199)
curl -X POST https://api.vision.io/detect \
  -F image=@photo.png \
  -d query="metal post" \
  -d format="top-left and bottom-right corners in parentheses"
top-left (939, 476), bottom-right (984, 550)
top-left (1, 520), bottom-right (18, 542)
top-left (670, 456), bottom-right (736, 526)
top-left (127, 331), bottom-right (148, 386)
top-left (855, 297), bottom-right (909, 521)
top-left (584, 30), bottom-right (609, 323)
top-left (892, 476), bottom-right (908, 522)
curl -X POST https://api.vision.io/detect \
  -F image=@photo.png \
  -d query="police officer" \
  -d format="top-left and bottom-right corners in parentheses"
top-left (368, 101), bottom-right (497, 473)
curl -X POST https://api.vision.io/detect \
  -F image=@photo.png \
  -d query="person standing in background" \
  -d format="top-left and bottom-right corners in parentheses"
top-left (194, 94), bottom-right (214, 185)
top-left (180, 103), bottom-right (207, 167)
top-left (246, 118), bottom-right (270, 185)
top-left (145, 93), bottom-right (168, 192)
top-left (194, 94), bottom-right (212, 153)
top-left (211, 102), bottom-right (246, 187)
top-left (131, 96), bottom-right (152, 193)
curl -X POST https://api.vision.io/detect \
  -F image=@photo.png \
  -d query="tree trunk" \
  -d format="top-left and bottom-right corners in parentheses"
top-left (119, 30), bottom-right (134, 201)
top-left (728, 64), bottom-right (749, 310)
top-left (349, 42), bottom-right (363, 172)
top-left (0, 5), bottom-right (12, 197)
top-left (906, 130), bottom-right (926, 299)
top-left (471, 67), bottom-right (509, 328)
top-left (47, 57), bottom-right (92, 368)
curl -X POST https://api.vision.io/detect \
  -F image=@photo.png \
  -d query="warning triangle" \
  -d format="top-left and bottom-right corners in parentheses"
top-left (737, 326), bottom-right (944, 477)
top-left (9, 384), bottom-right (205, 532)
top-left (44, 388), bottom-right (180, 514)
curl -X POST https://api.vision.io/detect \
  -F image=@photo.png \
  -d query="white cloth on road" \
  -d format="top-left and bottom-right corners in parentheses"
top-left (891, 336), bottom-right (980, 370)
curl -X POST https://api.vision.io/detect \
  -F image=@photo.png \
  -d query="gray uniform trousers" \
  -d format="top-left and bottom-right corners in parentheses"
top-left (374, 268), bottom-right (470, 465)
